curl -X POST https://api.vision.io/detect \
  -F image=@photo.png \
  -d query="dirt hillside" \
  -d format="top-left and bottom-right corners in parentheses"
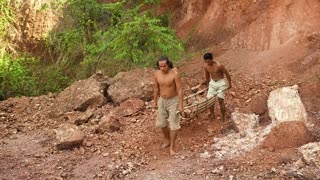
top-left (1, 0), bottom-right (320, 179)
top-left (161, 0), bottom-right (320, 80)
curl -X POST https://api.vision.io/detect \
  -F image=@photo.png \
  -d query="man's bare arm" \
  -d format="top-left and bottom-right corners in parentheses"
top-left (153, 73), bottom-right (160, 107)
top-left (202, 68), bottom-right (210, 86)
top-left (175, 73), bottom-right (184, 112)
top-left (221, 65), bottom-right (232, 88)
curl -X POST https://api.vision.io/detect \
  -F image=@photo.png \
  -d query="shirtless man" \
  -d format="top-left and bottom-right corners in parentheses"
top-left (154, 56), bottom-right (183, 155)
top-left (203, 52), bottom-right (231, 122)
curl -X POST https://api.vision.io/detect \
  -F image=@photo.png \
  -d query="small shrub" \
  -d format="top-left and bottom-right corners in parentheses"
top-left (34, 65), bottom-right (72, 94)
top-left (0, 55), bottom-right (38, 99)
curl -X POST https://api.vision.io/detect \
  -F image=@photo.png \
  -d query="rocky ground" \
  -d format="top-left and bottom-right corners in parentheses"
top-left (1, 51), bottom-right (319, 179)
top-left (1, 0), bottom-right (320, 179)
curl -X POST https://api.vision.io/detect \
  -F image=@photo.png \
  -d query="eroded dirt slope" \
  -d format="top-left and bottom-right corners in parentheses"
top-left (160, 0), bottom-right (320, 87)
top-left (1, 0), bottom-right (320, 179)
top-left (162, 0), bottom-right (320, 50)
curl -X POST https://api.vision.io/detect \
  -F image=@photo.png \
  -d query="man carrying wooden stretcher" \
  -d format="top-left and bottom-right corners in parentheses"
top-left (202, 52), bottom-right (232, 122)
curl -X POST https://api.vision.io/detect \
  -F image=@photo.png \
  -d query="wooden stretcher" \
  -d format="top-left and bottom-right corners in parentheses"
top-left (178, 88), bottom-right (216, 118)
top-left (177, 87), bottom-right (239, 132)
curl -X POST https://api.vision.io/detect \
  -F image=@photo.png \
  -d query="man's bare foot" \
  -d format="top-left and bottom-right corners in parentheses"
top-left (169, 149), bottom-right (177, 156)
top-left (208, 114), bottom-right (215, 121)
top-left (161, 142), bottom-right (170, 149)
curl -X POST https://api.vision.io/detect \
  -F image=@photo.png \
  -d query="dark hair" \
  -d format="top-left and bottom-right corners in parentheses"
top-left (203, 53), bottom-right (213, 60)
top-left (157, 56), bottom-right (174, 69)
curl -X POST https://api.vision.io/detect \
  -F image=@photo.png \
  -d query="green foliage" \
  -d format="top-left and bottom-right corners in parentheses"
top-left (46, 0), bottom-right (184, 77)
top-left (39, 3), bottom-right (49, 12)
top-left (0, 54), bottom-right (38, 99)
top-left (83, 0), bottom-right (184, 74)
top-left (46, 29), bottom-right (84, 65)
top-left (0, 0), bottom-right (76, 99)
top-left (92, 12), bottom-right (184, 64)
top-left (0, 0), bottom-right (15, 57)
top-left (45, 0), bottom-right (110, 67)
top-left (34, 65), bottom-right (71, 94)
top-left (0, 0), bottom-right (185, 99)
top-left (0, 0), bottom-right (12, 36)
top-left (0, 53), bottom-right (71, 100)
top-left (144, 0), bottom-right (159, 4)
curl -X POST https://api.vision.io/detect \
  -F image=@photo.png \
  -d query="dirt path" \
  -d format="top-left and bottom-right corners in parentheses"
top-left (1, 49), bottom-right (319, 179)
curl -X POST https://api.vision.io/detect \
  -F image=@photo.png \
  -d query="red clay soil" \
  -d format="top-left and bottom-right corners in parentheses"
top-left (1, 0), bottom-right (320, 179)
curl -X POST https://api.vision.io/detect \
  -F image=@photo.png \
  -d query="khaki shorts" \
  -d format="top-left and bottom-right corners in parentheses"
top-left (207, 79), bottom-right (228, 99)
top-left (156, 96), bottom-right (180, 130)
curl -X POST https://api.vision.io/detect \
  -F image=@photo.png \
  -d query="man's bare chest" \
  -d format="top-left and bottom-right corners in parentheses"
top-left (157, 76), bottom-right (175, 86)
top-left (206, 66), bottom-right (221, 74)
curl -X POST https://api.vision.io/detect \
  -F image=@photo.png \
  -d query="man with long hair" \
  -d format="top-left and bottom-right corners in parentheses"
top-left (153, 56), bottom-right (183, 155)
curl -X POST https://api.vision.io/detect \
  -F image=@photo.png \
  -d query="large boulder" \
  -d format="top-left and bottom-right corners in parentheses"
top-left (262, 121), bottom-right (315, 149)
top-left (262, 85), bottom-right (314, 149)
top-left (115, 98), bottom-right (146, 117)
top-left (268, 85), bottom-right (308, 123)
top-left (245, 93), bottom-right (268, 115)
top-left (55, 123), bottom-right (85, 150)
top-left (64, 110), bottom-right (94, 125)
top-left (108, 68), bottom-right (154, 104)
top-left (50, 73), bottom-right (109, 116)
top-left (96, 114), bottom-right (122, 133)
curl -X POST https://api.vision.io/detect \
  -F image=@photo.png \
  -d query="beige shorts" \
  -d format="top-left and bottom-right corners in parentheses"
top-left (156, 96), bottom-right (180, 130)
top-left (207, 79), bottom-right (228, 99)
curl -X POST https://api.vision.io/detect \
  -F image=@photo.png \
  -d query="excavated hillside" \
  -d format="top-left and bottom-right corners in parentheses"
top-left (161, 0), bottom-right (320, 134)
top-left (1, 0), bottom-right (320, 179)
top-left (162, 0), bottom-right (320, 78)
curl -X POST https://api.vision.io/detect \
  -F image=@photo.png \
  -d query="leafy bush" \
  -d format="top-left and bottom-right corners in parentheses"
top-left (46, 29), bottom-right (84, 66)
top-left (0, 54), bottom-right (38, 99)
top-left (0, 0), bottom-right (185, 99)
top-left (90, 12), bottom-right (184, 64)
top-left (33, 65), bottom-right (71, 94)
top-left (0, 0), bottom-right (16, 57)
top-left (45, 0), bottom-right (110, 67)
top-left (0, 54), bottom-right (71, 100)
top-left (88, 1), bottom-right (184, 64)
top-left (46, 0), bottom-right (184, 77)
top-left (0, 0), bottom-right (12, 38)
